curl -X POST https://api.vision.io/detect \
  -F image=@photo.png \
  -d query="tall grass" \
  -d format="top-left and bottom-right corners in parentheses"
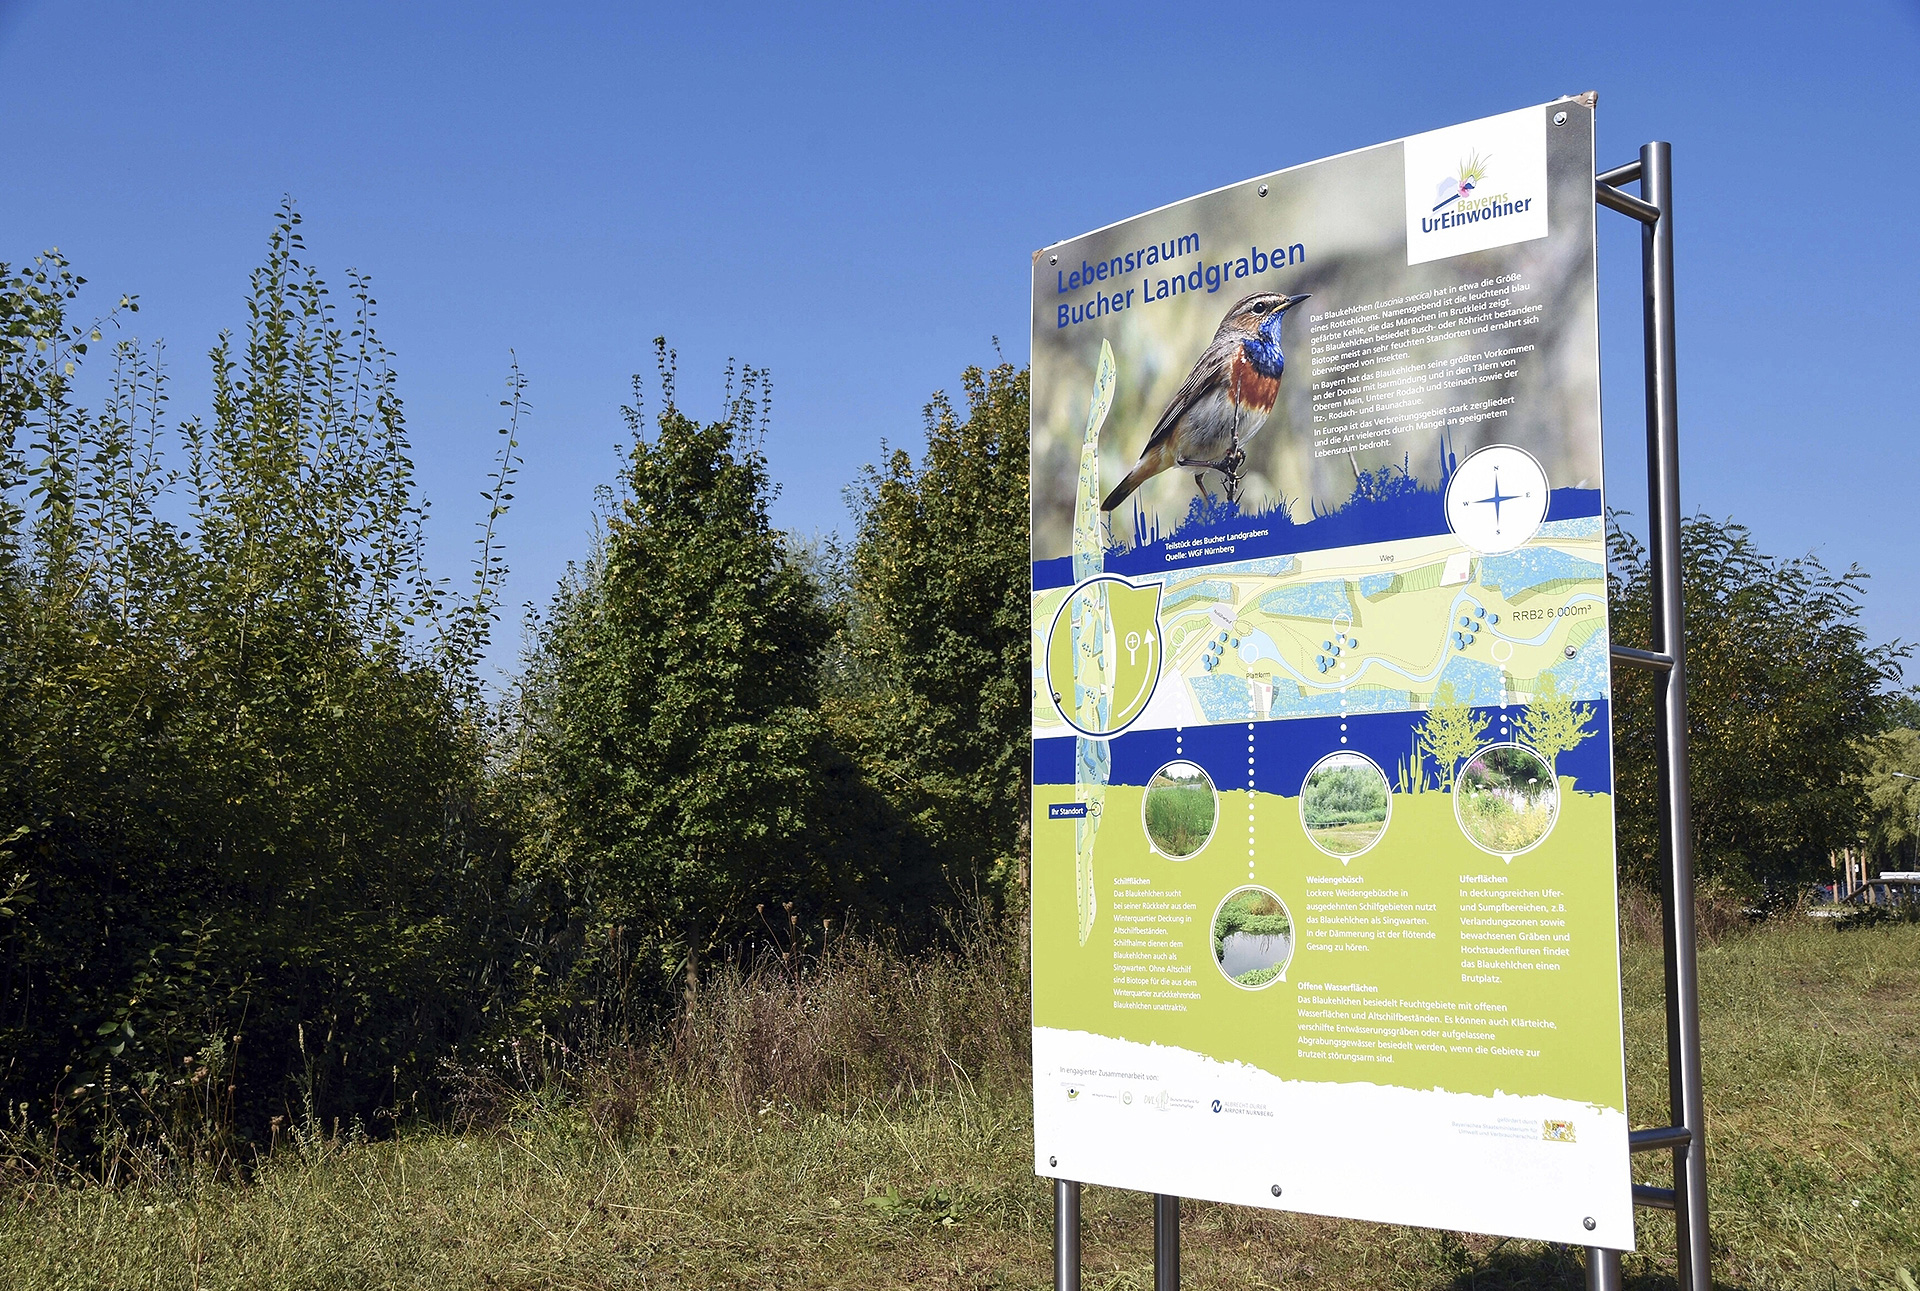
top-left (1459, 790), bottom-right (1557, 853)
top-left (1143, 772), bottom-right (1216, 857)
top-left (590, 923), bottom-right (1030, 1127)
top-left (3, 915), bottom-right (1917, 1290)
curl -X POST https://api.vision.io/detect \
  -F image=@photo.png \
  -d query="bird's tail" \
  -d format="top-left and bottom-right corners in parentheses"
top-left (1100, 468), bottom-right (1145, 513)
top-left (1100, 451), bottom-right (1166, 513)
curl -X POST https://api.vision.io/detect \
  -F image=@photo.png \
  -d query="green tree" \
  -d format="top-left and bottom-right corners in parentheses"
top-left (511, 347), bottom-right (851, 1008)
top-left (1859, 725), bottom-right (1920, 872)
top-left (1516, 672), bottom-right (1596, 780)
top-left (1608, 515), bottom-right (1909, 893)
top-left (0, 210), bottom-right (519, 1162)
top-left (1418, 682), bottom-right (1490, 790)
top-left (831, 361), bottom-right (1031, 901)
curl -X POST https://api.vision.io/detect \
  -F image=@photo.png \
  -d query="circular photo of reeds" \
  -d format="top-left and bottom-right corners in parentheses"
top-left (1211, 886), bottom-right (1294, 989)
top-left (1141, 760), bottom-right (1217, 859)
top-left (1454, 742), bottom-right (1559, 857)
top-left (1299, 751), bottom-right (1391, 858)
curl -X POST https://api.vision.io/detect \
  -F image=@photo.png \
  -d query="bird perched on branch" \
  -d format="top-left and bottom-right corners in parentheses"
top-left (1100, 291), bottom-right (1309, 512)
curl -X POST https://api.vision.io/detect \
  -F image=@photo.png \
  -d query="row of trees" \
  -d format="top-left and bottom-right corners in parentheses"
top-left (0, 217), bottom-right (1033, 1163)
top-left (0, 213), bottom-right (1911, 1164)
top-left (492, 345), bottom-right (1030, 1033)
top-left (0, 211), bottom-right (522, 1161)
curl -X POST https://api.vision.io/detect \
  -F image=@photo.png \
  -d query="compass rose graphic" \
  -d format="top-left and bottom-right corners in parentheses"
top-left (1463, 468), bottom-right (1528, 535)
top-left (1445, 444), bottom-right (1550, 555)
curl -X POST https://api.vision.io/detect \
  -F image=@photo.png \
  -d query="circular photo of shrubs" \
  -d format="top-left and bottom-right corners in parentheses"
top-left (1141, 760), bottom-right (1217, 859)
top-left (1211, 886), bottom-right (1294, 989)
top-left (1454, 742), bottom-right (1559, 857)
top-left (1299, 751), bottom-right (1391, 858)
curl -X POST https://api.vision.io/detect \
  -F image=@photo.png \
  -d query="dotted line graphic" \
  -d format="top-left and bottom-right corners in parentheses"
top-left (1247, 722), bottom-right (1257, 881)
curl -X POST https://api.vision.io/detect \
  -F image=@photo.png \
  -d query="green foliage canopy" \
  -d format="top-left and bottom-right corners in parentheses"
top-left (1608, 515), bottom-right (1909, 893)
top-left (0, 209), bottom-right (521, 1162)
top-left (1859, 725), bottom-right (1920, 871)
top-left (829, 361), bottom-right (1032, 901)
top-left (500, 346), bottom-right (952, 1027)
top-left (1302, 762), bottom-right (1388, 827)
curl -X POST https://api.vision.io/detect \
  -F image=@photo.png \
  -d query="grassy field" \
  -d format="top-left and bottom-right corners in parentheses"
top-left (1306, 822), bottom-right (1385, 855)
top-left (3, 920), bottom-right (1917, 1290)
top-left (1142, 769), bottom-right (1216, 858)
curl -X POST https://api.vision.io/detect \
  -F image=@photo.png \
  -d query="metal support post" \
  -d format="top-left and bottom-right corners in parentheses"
top-left (1638, 140), bottom-right (1712, 1291)
top-left (1586, 1245), bottom-right (1624, 1291)
top-left (1153, 1193), bottom-right (1179, 1291)
top-left (1054, 1179), bottom-right (1081, 1291)
top-left (1597, 139), bottom-right (1712, 1291)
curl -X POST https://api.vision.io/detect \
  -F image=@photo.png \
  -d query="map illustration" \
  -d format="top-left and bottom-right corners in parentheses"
top-left (1044, 576), bottom-right (1165, 736)
top-left (1033, 515), bottom-right (1606, 735)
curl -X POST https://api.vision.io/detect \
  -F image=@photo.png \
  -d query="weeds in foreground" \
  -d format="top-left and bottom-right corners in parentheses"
top-left (2, 918), bottom-right (1916, 1290)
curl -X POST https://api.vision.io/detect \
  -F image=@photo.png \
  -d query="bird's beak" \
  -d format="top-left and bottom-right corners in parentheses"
top-left (1286, 294), bottom-right (1311, 309)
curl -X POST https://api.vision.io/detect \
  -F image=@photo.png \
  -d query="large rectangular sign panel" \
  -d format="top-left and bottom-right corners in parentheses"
top-left (1028, 97), bottom-right (1631, 1247)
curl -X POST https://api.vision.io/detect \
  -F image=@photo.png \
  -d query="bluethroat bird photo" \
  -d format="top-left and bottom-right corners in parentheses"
top-left (1100, 290), bottom-right (1310, 512)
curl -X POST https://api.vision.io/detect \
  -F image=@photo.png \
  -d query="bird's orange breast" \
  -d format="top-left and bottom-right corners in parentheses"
top-left (1229, 350), bottom-right (1281, 413)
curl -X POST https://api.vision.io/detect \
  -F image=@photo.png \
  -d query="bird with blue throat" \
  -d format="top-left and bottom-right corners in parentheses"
top-left (1100, 290), bottom-right (1310, 513)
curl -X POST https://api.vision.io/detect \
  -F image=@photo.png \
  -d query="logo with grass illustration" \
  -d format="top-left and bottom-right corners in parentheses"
top-left (1433, 149), bottom-right (1491, 212)
top-left (1404, 110), bottom-right (1548, 262)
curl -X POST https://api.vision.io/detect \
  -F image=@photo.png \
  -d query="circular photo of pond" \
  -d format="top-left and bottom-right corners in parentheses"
top-left (1454, 742), bottom-right (1560, 857)
top-left (1141, 760), bottom-right (1217, 859)
top-left (1299, 751), bottom-right (1391, 858)
top-left (1211, 886), bottom-right (1294, 990)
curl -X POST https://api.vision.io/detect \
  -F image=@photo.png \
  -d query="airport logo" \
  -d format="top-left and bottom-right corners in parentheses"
top-left (1403, 107), bottom-right (1551, 265)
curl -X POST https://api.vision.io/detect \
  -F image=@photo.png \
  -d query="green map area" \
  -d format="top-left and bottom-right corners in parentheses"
top-left (1042, 577), bottom-right (1164, 735)
top-left (1032, 518), bottom-right (1606, 734)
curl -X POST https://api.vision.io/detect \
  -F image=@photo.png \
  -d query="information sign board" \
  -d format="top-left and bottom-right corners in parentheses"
top-left (1028, 98), bottom-right (1631, 1247)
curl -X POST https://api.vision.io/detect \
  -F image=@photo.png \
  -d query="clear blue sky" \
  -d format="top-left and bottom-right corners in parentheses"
top-left (3, 2), bottom-right (1916, 681)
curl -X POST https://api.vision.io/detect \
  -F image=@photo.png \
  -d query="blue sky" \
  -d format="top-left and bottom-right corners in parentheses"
top-left (2, 2), bottom-right (1916, 681)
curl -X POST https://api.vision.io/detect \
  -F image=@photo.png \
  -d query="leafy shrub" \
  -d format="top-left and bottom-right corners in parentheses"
top-left (1609, 516), bottom-right (1910, 893)
top-left (1302, 762), bottom-right (1388, 827)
